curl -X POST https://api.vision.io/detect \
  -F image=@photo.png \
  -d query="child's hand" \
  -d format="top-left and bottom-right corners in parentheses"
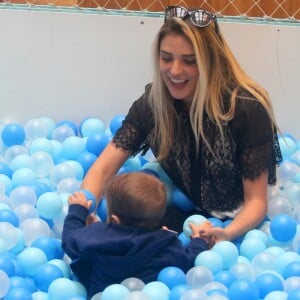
top-left (189, 221), bottom-right (215, 248)
top-left (68, 192), bottom-right (92, 211)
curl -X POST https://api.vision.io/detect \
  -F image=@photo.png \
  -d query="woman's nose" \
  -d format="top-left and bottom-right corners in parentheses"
top-left (170, 60), bottom-right (183, 76)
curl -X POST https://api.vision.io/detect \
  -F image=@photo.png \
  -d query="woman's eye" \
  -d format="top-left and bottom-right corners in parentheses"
top-left (161, 56), bottom-right (172, 62)
top-left (184, 59), bottom-right (196, 65)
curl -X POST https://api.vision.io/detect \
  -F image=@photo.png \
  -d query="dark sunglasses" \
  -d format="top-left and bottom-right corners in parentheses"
top-left (164, 6), bottom-right (220, 35)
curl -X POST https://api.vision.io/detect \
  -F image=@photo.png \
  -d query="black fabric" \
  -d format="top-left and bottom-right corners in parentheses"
top-left (113, 84), bottom-right (282, 215)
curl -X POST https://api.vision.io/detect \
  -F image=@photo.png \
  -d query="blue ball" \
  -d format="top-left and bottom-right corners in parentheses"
top-left (31, 237), bottom-right (62, 260)
top-left (0, 209), bottom-right (19, 227)
top-left (0, 162), bottom-right (12, 178)
top-left (97, 198), bottom-right (107, 221)
top-left (214, 270), bottom-right (236, 288)
top-left (56, 120), bottom-right (78, 135)
top-left (169, 284), bottom-right (190, 300)
top-left (80, 189), bottom-right (96, 214)
top-left (4, 287), bottom-right (32, 300)
top-left (172, 188), bottom-right (196, 212)
top-left (1, 123), bottom-right (25, 147)
top-left (86, 133), bottom-right (110, 156)
top-left (255, 272), bottom-right (284, 298)
top-left (33, 263), bottom-right (64, 292)
top-left (0, 254), bottom-right (15, 277)
top-left (228, 279), bottom-right (259, 300)
top-left (178, 232), bottom-right (191, 246)
top-left (157, 266), bottom-right (186, 289)
top-left (109, 114), bottom-right (125, 135)
top-left (77, 151), bottom-right (97, 175)
top-left (282, 262), bottom-right (300, 279)
top-left (270, 214), bottom-right (297, 242)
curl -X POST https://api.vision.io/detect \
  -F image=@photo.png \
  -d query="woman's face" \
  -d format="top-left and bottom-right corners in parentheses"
top-left (159, 33), bottom-right (199, 107)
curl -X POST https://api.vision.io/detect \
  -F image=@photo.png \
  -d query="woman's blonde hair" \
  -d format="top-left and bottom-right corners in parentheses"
top-left (149, 17), bottom-right (278, 159)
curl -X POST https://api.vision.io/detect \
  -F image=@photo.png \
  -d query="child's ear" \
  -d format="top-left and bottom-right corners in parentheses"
top-left (109, 214), bottom-right (121, 224)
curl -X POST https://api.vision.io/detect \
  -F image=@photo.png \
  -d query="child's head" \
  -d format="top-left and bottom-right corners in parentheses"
top-left (105, 172), bottom-right (167, 229)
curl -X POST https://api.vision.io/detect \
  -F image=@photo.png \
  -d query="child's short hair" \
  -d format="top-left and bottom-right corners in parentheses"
top-left (105, 172), bottom-right (167, 229)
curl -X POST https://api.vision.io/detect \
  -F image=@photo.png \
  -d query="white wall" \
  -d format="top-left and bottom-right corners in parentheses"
top-left (0, 8), bottom-right (299, 137)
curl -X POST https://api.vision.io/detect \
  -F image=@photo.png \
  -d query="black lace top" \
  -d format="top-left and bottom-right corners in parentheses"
top-left (113, 85), bottom-right (282, 214)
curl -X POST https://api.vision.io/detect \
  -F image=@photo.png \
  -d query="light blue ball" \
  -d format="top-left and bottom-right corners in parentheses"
top-left (255, 272), bottom-right (284, 298)
top-left (11, 168), bottom-right (37, 187)
top-left (194, 250), bottom-right (223, 274)
top-left (142, 281), bottom-right (169, 300)
top-left (212, 241), bottom-right (239, 270)
top-left (183, 214), bottom-right (207, 237)
top-left (36, 192), bottom-right (63, 219)
top-left (3, 287), bottom-right (32, 300)
top-left (101, 284), bottom-right (129, 300)
top-left (228, 279), bottom-right (259, 300)
top-left (109, 114), bottom-right (125, 136)
top-left (239, 237), bottom-right (267, 261)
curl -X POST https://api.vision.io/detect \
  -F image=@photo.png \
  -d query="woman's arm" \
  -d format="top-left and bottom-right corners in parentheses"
top-left (201, 171), bottom-right (268, 242)
top-left (81, 141), bottom-right (131, 205)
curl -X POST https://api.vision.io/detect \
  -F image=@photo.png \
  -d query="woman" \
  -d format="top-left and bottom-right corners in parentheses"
top-left (81, 6), bottom-right (282, 241)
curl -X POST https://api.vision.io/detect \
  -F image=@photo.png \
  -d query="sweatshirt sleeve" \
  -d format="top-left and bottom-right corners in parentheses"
top-left (61, 204), bottom-right (89, 259)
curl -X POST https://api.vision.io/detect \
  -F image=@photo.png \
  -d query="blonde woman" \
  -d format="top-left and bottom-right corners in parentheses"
top-left (81, 6), bottom-right (282, 242)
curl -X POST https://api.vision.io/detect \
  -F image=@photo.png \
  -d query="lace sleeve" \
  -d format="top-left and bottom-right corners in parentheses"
top-left (234, 99), bottom-right (282, 184)
top-left (112, 88), bottom-right (154, 156)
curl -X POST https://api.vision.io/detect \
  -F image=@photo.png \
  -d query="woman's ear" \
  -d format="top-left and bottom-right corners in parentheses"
top-left (109, 214), bottom-right (121, 224)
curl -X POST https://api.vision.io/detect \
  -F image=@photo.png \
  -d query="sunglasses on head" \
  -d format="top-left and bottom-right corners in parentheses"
top-left (164, 6), bottom-right (220, 35)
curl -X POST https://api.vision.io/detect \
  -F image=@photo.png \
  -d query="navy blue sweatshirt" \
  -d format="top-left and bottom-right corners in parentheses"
top-left (62, 204), bottom-right (208, 298)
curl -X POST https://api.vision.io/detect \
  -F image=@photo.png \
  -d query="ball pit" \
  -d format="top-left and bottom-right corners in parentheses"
top-left (0, 116), bottom-right (300, 300)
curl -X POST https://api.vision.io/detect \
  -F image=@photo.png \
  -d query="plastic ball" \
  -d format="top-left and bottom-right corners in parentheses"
top-left (142, 281), bottom-right (169, 300)
top-left (207, 217), bottom-right (224, 228)
top-left (201, 281), bottom-right (228, 297)
top-left (0, 174), bottom-right (13, 195)
top-left (32, 291), bottom-right (49, 300)
top-left (24, 118), bottom-right (49, 140)
top-left (1, 123), bottom-right (25, 147)
top-left (4, 145), bottom-right (28, 163)
top-left (3, 287), bottom-right (32, 300)
top-left (0, 221), bottom-right (18, 250)
top-left (283, 276), bottom-right (300, 293)
top-left (270, 214), bottom-right (297, 242)
top-left (228, 279), bottom-right (259, 300)
top-left (214, 270), bottom-right (236, 288)
top-left (0, 208), bottom-right (19, 227)
top-left (186, 266), bottom-right (214, 288)
top-left (77, 151), bottom-right (97, 175)
top-left (52, 125), bottom-right (75, 143)
top-left (282, 261), bottom-right (300, 278)
top-left (239, 237), bottom-right (267, 260)
top-left (183, 214), bottom-right (207, 237)
top-left (62, 136), bottom-right (86, 160)
top-left (11, 167), bottom-right (37, 187)
top-left (31, 237), bottom-right (62, 261)
top-left (212, 241), bottom-right (239, 270)
top-left (86, 133), bottom-right (110, 156)
top-left (29, 138), bottom-right (54, 155)
top-left (17, 247), bottom-right (48, 276)
top-left (20, 218), bottom-right (51, 246)
top-left (56, 178), bottom-right (81, 195)
top-left (278, 136), bottom-right (298, 160)
top-left (157, 266), bottom-right (186, 289)
top-left (171, 188), bottom-right (196, 212)
top-left (49, 162), bottom-right (76, 187)
top-left (80, 118), bottom-right (105, 138)
top-left (31, 151), bottom-right (54, 177)
top-left (178, 231), bottom-right (191, 246)
top-left (124, 291), bottom-right (151, 300)
top-left (278, 160), bottom-right (300, 182)
top-left (9, 186), bottom-right (37, 208)
top-left (287, 289), bottom-right (300, 300)
top-left (36, 192), bottom-right (63, 219)
top-left (97, 198), bottom-right (107, 221)
top-left (229, 262), bottom-right (256, 281)
top-left (48, 259), bottom-right (71, 278)
top-left (109, 114), bottom-right (125, 135)
top-left (56, 120), bottom-right (78, 135)
top-left (80, 189), bottom-right (96, 214)
top-left (65, 160), bottom-right (84, 180)
top-left (48, 278), bottom-right (87, 300)
top-left (180, 288), bottom-right (206, 300)
top-left (124, 157), bottom-right (142, 172)
top-left (33, 263), bottom-right (64, 292)
top-left (255, 272), bottom-right (284, 298)
top-left (168, 284), bottom-right (189, 300)
top-left (194, 250), bottom-right (223, 274)
top-left (0, 162), bottom-right (12, 178)
top-left (251, 251), bottom-right (277, 275)
top-left (0, 254), bottom-right (15, 276)
top-left (121, 277), bottom-right (145, 291)
top-left (101, 284), bottom-right (129, 300)
top-left (267, 195), bottom-right (293, 220)
top-left (275, 251), bottom-right (300, 274)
